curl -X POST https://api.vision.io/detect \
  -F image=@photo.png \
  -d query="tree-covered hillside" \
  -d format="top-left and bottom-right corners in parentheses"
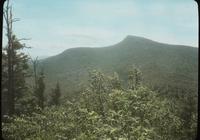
top-left (39, 35), bottom-right (198, 97)
top-left (3, 70), bottom-right (197, 140)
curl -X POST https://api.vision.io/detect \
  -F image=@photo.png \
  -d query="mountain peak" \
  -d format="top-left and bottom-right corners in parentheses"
top-left (123, 35), bottom-right (152, 41)
top-left (119, 35), bottom-right (154, 45)
top-left (125, 35), bottom-right (137, 39)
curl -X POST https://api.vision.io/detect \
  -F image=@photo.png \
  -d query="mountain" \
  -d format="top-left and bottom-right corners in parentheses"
top-left (39, 35), bottom-right (198, 97)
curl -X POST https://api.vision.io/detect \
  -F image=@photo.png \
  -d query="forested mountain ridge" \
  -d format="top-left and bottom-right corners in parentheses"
top-left (3, 32), bottom-right (198, 139)
top-left (2, 0), bottom-right (197, 138)
top-left (40, 35), bottom-right (198, 96)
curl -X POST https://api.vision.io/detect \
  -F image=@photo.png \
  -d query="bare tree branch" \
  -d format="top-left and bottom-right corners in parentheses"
top-left (17, 38), bottom-right (31, 41)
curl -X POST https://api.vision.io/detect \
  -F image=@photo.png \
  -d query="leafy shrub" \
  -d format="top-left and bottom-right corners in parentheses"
top-left (2, 71), bottom-right (197, 140)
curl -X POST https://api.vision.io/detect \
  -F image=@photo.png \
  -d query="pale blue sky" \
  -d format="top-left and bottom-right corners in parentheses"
top-left (3, 0), bottom-right (198, 58)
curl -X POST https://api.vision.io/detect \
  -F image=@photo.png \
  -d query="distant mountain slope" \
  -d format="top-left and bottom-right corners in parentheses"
top-left (40, 35), bottom-right (198, 96)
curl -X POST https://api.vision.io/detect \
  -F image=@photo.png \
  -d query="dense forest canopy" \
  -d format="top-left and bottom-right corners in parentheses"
top-left (2, 69), bottom-right (198, 140)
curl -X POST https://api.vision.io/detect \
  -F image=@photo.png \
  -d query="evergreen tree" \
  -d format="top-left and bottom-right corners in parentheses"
top-left (50, 82), bottom-right (61, 106)
top-left (3, 0), bottom-right (15, 115)
top-left (2, 36), bottom-right (30, 115)
top-left (31, 57), bottom-right (39, 91)
top-left (2, 35), bottom-right (30, 115)
top-left (2, 0), bottom-right (30, 116)
top-left (35, 69), bottom-right (45, 109)
top-left (12, 36), bottom-right (31, 114)
top-left (1, 50), bottom-right (9, 118)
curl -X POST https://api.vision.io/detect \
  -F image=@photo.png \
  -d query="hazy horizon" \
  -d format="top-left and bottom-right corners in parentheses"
top-left (3, 0), bottom-right (198, 58)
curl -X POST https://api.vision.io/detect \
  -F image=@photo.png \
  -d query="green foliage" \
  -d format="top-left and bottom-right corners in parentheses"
top-left (49, 82), bottom-right (61, 106)
top-left (109, 72), bottom-right (122, 90)
top-left (2, 70), bottom-right (196, 140)
top-left (2, 87), bottom-right (186, 140)
top-left (15, 90), bottom-right (38, 115)
top-left (128, 66), bottom-right (142, 90)
top-left (87, 70), bottom-right (109, 118)
top-left (2, 35), bottom-right (31, 116)
top-left (35, 70), bottom-right (46, 109)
